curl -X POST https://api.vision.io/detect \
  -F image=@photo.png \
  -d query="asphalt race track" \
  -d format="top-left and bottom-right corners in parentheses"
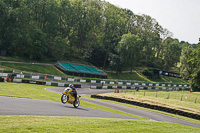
top-left (47, 87), bottom-right (200, 128)
top-left (0, 86), bottom-right (200, 128)
top-left (0, 96), bottom-right (137, 120)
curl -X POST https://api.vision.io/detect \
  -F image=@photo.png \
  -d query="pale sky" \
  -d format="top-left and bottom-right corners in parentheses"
top-left (105, 0), bottom-right (200, 44)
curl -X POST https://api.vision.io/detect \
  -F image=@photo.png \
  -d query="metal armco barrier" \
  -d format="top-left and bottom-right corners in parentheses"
top-left (7, 78), bottom-right (81, 88)
top-left (2, 72), bottom-right (189, 89)
top-left (91, 95), bottom-right (200, 120)
top-left (0, 73), bottom-right (9, 77)
top-left (14, 73), bottom-right (190, 88)
top-left (90, 86), bottom-right (189, 91)
top-left (91, 86), bottom-right (134, 89)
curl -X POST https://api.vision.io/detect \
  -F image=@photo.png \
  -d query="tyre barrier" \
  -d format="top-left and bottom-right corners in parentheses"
top-left (0, 77), bottom-right (4, 82)
top-left (91, 95), bottom-right (200, 120)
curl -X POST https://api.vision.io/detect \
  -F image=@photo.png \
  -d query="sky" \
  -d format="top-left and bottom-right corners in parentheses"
top-left (105, 0), bottom-right (200, 44)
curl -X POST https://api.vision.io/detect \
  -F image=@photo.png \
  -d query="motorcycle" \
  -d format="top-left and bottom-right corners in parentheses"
top-left (61, 88), bottom-right (81, 108)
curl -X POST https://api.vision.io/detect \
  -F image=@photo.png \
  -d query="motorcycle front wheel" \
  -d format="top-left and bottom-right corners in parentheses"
top-left (61, 94), bottom-right (68, 104)
top-left (73, 99), bottom-right (80, 108)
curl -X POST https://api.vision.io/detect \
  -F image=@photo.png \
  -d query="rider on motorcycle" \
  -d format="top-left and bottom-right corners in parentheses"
top-left (68, 84), bottom-right (77, 103)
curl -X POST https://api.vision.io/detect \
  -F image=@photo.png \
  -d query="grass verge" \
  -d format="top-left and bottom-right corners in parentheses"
top-left (0, 82), bottom-right (61, 102)
top-left (0, 116), bottom-right (200, 133)
top-left (0, 62), bottom-right (66, 76)
top-left (135, 72), bottom-right (152, 82)
top-left (107, 72), bottom-right (146, 81)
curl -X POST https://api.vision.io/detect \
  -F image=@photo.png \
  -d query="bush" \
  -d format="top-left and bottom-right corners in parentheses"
top-left (142, 68), bottom-right (153, 77)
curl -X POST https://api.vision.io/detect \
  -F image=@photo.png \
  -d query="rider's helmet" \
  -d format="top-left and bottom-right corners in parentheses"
top-left (69, 84), bottom-right (74, 88)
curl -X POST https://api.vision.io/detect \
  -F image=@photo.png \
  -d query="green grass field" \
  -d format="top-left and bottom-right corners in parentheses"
top-left (1, 116), bottom-right (199, 133)
top-left (0, 62), bottom-right (66, 76)
top-left (107, 72), bottom-right (147, 81)
top-left (131, 91), bottom-right (200, 104)
top-left (0, 56), bottom-right (29, 62)
top-left (107, 71), bottom-right (188, 83)
top-left (0, 82), bottom-right (61, 102)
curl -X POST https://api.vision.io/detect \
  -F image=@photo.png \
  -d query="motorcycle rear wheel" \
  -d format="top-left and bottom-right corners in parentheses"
top-left (73, 99), bottom-right (80, 108)
top-left (61, 94), bottom-right (68, 104)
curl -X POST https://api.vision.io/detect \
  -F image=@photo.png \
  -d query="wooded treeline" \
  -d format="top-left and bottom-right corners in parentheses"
top-left (0, 0), bottom-right (200, 91)
top-left (0, 0), bottom-right (183, 69)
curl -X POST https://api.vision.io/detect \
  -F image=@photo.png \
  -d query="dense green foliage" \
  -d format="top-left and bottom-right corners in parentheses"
top-left (180, 41), bottom-right (200, 91)
top-left (0, 0), bottom-right (182, 70)
top-left (142, 68), bottom-right (153, 77)
top-left (1, 0), bottom-right (199, 90)
top-left (189, 45), bottom-right (200, 91)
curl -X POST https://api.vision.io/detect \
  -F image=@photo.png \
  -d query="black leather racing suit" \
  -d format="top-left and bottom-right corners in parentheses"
top-left (72, 87), bottom-right (77, 102)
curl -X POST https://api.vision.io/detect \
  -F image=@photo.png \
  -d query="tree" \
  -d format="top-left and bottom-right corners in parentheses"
top-left (180, 43), bottom-right (193, 79)
top-left (132, 14), bottom-right (165, 67)
top-left (48, 36), bottom-right (70, 61)
top-left (24, 28), bottom-right (48, 60)
top-left (109, 33), bottom-right (142, 73)
top-left (85, 45), bottom-right (107, 67)
top-left (0, 0), bottom-right (7, 49)
top-left (188, 42), bottom-right (200, 91)
top-left (160, 37), bottom-right (181, 70)
top-left (102, 2), bottom-right (129, 69)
